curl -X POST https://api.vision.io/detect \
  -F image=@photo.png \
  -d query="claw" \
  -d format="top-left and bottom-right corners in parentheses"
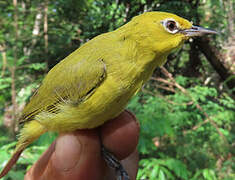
top-left (101, 146), bottom-right (130, 180)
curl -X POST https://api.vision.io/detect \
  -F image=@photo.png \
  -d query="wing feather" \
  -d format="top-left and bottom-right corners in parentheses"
top-left (19, 57), bottom-right (106, 124)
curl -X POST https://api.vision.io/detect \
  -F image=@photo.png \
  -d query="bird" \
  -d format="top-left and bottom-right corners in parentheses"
top-left (0, 11), bottom-right (217, 179)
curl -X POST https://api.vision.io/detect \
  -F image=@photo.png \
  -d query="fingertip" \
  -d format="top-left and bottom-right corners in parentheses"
top-left (43, 130), bottom-right (105, 180)
top-left (52, 133), bottom-right (82, 171)
top-left (101, 110), bottom-right (140, 160)
top-left (121, 148), bottom-right (139, 180)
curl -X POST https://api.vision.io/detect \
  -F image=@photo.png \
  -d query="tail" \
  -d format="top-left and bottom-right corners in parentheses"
top-left (0, 120), bottom-right (46, 178)
top-left (0, 143), bottom-right (26, 178)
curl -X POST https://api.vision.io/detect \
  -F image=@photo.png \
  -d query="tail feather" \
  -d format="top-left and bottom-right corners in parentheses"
top-left (0, 147), bottom-right (25, 178)
top-left (0, 120), bottom-right (46, 179)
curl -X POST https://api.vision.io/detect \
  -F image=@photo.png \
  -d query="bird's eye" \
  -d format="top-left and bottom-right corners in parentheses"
top-left (161, 19), bottom-right (179, 34)
top-left (166, 20), bottom-right (177, 32)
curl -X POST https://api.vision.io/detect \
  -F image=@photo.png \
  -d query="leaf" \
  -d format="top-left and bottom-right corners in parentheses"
top-left (28, 63), bottom-right (46, 70)
top-left (202, 169), bottom-right (217, 180)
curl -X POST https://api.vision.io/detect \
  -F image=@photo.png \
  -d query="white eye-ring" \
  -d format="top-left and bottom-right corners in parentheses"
top-left (161, 18), bottom-right (179, 34)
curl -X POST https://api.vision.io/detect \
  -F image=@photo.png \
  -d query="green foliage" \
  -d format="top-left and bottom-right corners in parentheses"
top-left (192, 168), bottom-right (217, 180)
top-left (0, 0), bottom-right (234, 179)
top-left (128, 94), bottom-right (174, 154)
top-left (0, 143), bottom-right (48, 180)
top-left (0, 133), bottom-right (56, 180)
top-left (128, 78), bottom-right (235, 179)
top-left (138, 158), bottom-right (189, 180)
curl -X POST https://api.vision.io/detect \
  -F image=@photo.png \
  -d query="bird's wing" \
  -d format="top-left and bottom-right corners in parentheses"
top-left (19, 57), bottom-right (106, 124)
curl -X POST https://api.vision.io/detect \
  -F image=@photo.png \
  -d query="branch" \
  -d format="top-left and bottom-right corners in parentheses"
top-left (183, 119), bottom-right (209, 135)
top-left (195, 37), bottom-right (235, 92)
top-left (156, 67), bottom-right (229, 146)
top-left (155, 84), bottom-right (175, 93)
top-left (0, 44), bottom-right (7, 77)
top-left (142, 87), bottom-right (193, 106)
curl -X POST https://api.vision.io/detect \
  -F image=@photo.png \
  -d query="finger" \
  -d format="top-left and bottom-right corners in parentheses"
top-left (41, 130), bottom-right (106, 180)
top-left (25, 141), bottom-right (56, 180)
top-left (25, 110), bottom-right (139, 180)
top-left (121, 148), bottom-right (139, 180)
top-left (101, 110), bottom-right (140, 159)
top-left (104, 148), bottom-right (139, 180)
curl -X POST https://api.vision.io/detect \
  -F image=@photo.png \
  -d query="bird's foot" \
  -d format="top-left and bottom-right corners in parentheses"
top-left (101, 146), bottom-right (130, 180)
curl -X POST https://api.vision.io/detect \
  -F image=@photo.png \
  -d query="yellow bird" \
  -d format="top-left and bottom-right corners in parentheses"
top-left (0, 11), bottom-right (216, 179)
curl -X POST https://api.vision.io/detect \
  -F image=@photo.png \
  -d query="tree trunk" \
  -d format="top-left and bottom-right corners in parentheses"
top-left (10, 0), bottom-right (19, 138)
top-left (44, 0), bottom-right (49, 72)
top-left (24, 5), bottom-right (43, 56)
top-left (195, 37), bottom-right (235, 91)
top-left (0, 44), bottom-right (7, 77)
top-left (226, 0), bottom-right (234, 43)
top-left (183, 41), bottom-right (202, 77)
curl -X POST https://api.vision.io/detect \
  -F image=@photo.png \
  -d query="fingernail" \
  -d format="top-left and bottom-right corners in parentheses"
top-left (53, 134), bottom-right (81, 171)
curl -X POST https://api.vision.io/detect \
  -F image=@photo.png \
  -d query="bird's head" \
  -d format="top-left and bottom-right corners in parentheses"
top-left (122, 12), bottom-right (217, 57)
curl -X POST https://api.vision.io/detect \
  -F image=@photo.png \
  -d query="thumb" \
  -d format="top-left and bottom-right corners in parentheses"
top-left (26, 130), bottom-right (106, 180)
top-left (42, 130), bottom-right (105, 180)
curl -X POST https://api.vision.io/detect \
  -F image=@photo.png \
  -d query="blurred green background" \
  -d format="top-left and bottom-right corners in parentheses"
top-left (0, 0), bottom-right (234, 179)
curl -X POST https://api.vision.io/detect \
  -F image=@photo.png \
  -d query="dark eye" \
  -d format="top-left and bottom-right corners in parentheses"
top-left (161, 19), bottom-right (179, 34)
top-left (166, 20), bottom-right (177, 32)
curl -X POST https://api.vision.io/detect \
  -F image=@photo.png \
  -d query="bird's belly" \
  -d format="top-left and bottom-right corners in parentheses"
top-left (75, 76), bottom-right (140, 129)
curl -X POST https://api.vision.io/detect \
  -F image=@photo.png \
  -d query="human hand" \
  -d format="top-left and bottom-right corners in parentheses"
top-left (25, 110), bottom-right (139, 180)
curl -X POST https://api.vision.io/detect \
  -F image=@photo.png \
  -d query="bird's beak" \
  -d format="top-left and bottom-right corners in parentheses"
top-left (180, 25), bottom-right (218, 37)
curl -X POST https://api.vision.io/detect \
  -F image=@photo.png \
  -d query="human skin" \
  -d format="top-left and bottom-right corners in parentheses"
top-left (24, 110), bottom-right (139, 180)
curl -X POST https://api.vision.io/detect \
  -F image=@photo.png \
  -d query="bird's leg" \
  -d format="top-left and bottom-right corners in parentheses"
top-left (101, 145), bottom-right (130, 180)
